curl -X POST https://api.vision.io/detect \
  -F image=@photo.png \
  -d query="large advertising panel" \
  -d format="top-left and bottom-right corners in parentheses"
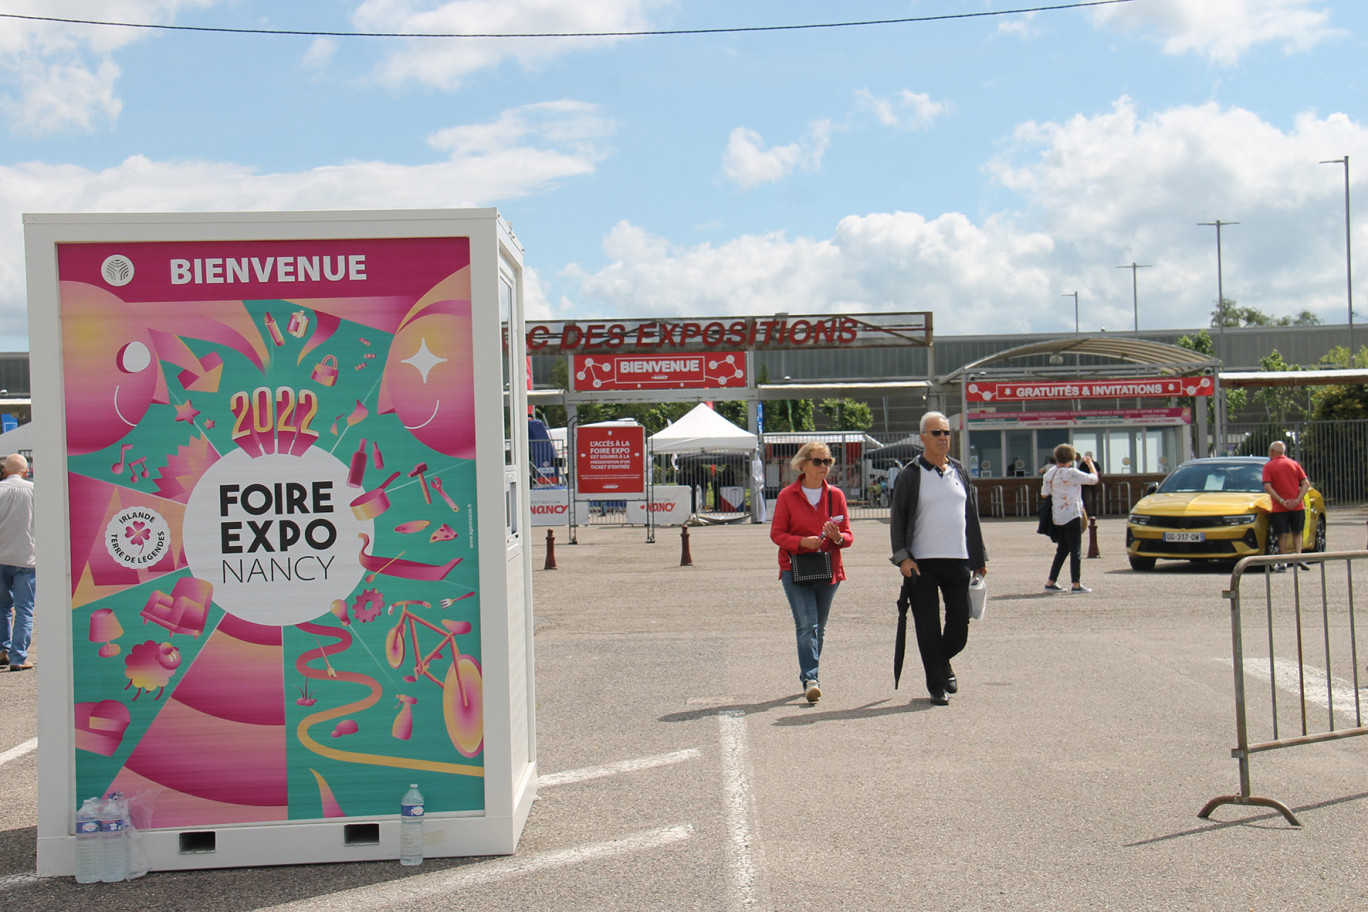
top-left (58, 236), bottom-right (485, 826)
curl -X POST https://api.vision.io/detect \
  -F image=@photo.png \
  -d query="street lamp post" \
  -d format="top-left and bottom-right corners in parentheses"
top-left (1199, 220), bottom-right (1238, 452)
top-left (1061, 291), bottom-right (1079, 334)
top-left (1321, 156), bottom-right (1354, 362)
top-left (1117, 262), bottom-right (1151, 336)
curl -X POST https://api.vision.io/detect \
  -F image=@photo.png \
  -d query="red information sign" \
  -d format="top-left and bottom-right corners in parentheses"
top-left (965, 376), bottom-right (1213, 403)
top-left (571, 352), bottom-right (747, 391)
top-left (576, 426), bottom-right (646, 495)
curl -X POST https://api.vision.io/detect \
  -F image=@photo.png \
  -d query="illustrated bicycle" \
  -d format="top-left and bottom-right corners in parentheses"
top-left (384, 601), bottom-right (483, 758)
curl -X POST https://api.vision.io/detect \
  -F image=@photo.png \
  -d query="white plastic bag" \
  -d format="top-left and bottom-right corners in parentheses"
top-left (968, 574), bottom-right (987, 621)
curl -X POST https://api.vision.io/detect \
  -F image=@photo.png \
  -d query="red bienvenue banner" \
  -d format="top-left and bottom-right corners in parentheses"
top-left (966, 376), bottom-right (1214, 403)
top-left (571, 353), bottom-right (747, 391)
top-left (576, 426), bottom-right (646, 495)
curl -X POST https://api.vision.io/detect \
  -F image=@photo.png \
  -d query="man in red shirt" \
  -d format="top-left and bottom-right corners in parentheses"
top-left (1261, 441), bottom-right (1310, 571)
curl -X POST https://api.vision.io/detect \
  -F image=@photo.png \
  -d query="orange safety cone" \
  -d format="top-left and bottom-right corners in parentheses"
top-left (680, 526), bottom-right (693, 567)
top-left (544, 529), bottom-right (557, 570)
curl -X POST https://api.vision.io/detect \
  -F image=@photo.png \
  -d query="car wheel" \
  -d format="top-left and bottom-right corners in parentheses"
top-left (1262, 526), bottom-right (1281, 573)
top-left (1313, 515), bottom-right (1327, 553)
top-left (1128, 555), bottom-right (1156, 572)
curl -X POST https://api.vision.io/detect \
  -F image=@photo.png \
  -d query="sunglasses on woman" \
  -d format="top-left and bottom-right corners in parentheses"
top-left (809, 457), bottom-right (834, 466)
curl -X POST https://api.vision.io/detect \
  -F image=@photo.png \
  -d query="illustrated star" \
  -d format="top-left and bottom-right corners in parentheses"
top-left (401, 337), bottom-right (447, 383)
top-left (173, 400), bottom-right (201, 424)
top-left (203, 419), bottom-right (216, 429)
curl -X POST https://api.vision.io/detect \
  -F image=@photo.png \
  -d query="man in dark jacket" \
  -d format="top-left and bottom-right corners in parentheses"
top-left (889, 411), bottom-right (988, 705)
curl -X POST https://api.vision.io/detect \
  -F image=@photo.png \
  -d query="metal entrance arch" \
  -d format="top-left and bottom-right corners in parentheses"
top-left (940, 336), bottom-right (1220, 498)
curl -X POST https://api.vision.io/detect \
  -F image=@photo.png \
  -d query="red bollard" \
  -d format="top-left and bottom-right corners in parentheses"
top-left (1086, 515), bottom-right (1101, 559)
top-left (680, 526), bottom-right (693, 567)
top-left (544, 529), bottom-right (557, 570)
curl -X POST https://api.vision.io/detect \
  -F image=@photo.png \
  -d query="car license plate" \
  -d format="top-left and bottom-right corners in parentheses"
top-left (1164, 532), bottom-right (1204, 543)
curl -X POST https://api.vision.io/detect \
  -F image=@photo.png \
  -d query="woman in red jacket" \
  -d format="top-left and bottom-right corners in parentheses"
top-left (769, 441), bottom-right (854, 703)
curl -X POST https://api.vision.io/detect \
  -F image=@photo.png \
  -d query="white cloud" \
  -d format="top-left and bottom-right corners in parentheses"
top-left (302, 37), bottom-right (338, 70)
top-left (0, 101), bottom-right (612, 347)
top-left (853, 89), bottom-right (950, 131)
top-left (0, 0), bottom-right (222, 133)
top-left (352, 0), bottom-right (671, 90)
top-left (560, 99), bottom-right (1367, 337)
top-left (1090, 0), bottom-right (1340, 65)
top-left (721, 120), bottom-right (832, 189)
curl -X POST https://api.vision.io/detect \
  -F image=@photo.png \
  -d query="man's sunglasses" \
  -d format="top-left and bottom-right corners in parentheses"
top-left (809, 457), bottom-right (834, 465)
top-left (925, 429), bottom-right (952, 438)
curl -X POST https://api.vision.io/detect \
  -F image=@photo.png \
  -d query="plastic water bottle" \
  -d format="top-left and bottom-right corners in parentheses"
top-left (74, 798), bottom-right (102, 884)
top-left (99, 792), bottom-right (129, 882)
top-left (399, 783), bottom-right (424, 866)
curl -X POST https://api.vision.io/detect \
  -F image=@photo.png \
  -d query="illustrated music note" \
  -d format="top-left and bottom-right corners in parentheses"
top-left (111, 443), bottom-right (134, 475)
top-left (128, 457), bottom-right (149, 482)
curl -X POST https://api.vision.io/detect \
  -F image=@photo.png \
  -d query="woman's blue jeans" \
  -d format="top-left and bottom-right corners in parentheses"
top-left (780, 570), bottom-right (839, 685)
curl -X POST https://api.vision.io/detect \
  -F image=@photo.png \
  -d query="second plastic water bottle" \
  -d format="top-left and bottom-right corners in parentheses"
top-left (99, 792), bottom-right (129, 882)
top-left (399, 783), bottom-right (424, 866)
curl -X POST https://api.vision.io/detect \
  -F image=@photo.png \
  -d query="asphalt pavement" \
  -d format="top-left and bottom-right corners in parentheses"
top-left (3, 508), bottom-right (1368, 911)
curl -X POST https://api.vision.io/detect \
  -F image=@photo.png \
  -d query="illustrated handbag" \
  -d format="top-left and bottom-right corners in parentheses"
top-left (312, 354), bottom-right (339, 387)
top-left (791, 488), bottom-right (835, 586)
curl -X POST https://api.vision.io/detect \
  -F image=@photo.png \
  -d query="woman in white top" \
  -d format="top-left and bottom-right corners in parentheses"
top-left (1042, 444), bottom-right (1098, 593)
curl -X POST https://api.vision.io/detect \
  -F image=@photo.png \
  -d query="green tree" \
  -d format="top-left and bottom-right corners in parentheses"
top-left (818, 398), bottom-right (874, 431)
top-left (1210, 298), bottom-right (1324, 328)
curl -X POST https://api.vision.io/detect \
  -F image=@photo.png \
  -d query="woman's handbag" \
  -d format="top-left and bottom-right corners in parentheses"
top-left (791, 488), bottom-right (835, 585)
top-left (1036, 495), bottom-right (1053, 536)
top-left (791, 549), bottom-right (833, 585)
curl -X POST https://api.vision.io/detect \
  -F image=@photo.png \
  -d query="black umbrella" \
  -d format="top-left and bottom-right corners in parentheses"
top-left (894, 576), bottom-right (912, 689)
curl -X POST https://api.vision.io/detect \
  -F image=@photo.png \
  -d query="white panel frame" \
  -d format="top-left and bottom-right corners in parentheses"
top-left (24, 208), bottom-right (535, 874)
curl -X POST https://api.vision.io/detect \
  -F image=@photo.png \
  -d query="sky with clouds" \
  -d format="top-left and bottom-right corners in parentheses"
top-left (0, 0), bottom-right (1364, 351)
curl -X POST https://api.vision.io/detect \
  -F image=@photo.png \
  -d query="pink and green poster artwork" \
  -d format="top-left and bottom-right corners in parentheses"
top-left (58, 236), bottom-right (484, 826)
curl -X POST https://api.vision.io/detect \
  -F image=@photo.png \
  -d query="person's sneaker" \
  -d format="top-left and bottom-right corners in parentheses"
top-left (8, 662), bottom-right (34, 672)
top-left (1045, 583), bottom-right (1065, 592)
top-left (1070, 585), bottom-right (1092, 593)
top-left (804, 680), bottom-right (821, 703)
top-left (0, 651), bottom-right (8, 666)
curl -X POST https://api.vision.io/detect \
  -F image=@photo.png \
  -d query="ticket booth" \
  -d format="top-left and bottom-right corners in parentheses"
top-left (25, 208), bottom-right (536, 873)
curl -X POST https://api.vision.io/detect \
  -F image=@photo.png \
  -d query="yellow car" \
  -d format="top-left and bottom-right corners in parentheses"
top-left (1125, 456), bottom-right (1326, 571)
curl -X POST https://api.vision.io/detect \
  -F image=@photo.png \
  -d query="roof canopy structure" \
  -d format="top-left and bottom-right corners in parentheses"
top-left (648, 403), bottom-right (757, 455)
top-left (942, 335), bottom-right (1218, 383)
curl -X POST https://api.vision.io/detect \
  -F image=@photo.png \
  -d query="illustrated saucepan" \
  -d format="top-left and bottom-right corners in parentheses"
top-left (350, 470), bottom-right (402, 520)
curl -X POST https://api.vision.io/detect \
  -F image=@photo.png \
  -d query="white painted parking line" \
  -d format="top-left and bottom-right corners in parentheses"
top-left (0, 873), bottom-right (40, 890)
top-left (0, 738), bottom-right (35, 767)
top-left (262, 824), bottom-right (694, 912)
top-left (538, 748), bottom-right (701, 788)
top-left (718, 710), bottom-right (768, 912)
top-left (1234, 657), bottom-right (1368, 722)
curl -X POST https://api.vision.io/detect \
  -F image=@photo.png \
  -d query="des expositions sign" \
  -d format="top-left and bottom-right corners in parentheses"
top-left (576, 427), bottom-right (646, 496)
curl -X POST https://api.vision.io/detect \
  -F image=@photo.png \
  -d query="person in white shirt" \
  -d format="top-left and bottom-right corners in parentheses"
top-left (0, 454), bottom-right (36, 670)
top-left (889, 412), bottom-right (988, 705)
top-left (1041, 445), bottom-right (1098, 593)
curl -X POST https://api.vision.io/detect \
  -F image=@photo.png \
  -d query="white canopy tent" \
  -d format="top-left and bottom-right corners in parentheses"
top-left (647, 403), bottom-right (757, 454)
top-left (649, 404), bottom-right (760, 521)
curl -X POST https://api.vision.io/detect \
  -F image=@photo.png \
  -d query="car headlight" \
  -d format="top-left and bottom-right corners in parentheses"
top-left (1128, 514), bottom-right (1152, 525)
top-left (1215, 514), bottom-right (1258, 526)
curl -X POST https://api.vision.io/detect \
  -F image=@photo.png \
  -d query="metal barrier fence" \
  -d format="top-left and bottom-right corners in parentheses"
top-left (1200, 550), bottom-right (1368, 826)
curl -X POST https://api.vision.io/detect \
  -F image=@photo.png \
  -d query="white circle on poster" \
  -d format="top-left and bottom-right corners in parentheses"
top-left (183, 447), bottom-right (371, 626)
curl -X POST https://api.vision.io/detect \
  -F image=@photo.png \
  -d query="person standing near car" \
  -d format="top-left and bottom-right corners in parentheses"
top-left (1042, 444), bottom-right (1098, 593)
top-left (889, 411), bottom-right (988, 706)
top-left (1262, 441), bottom-right (1310, 569)
top-left (770, 442), bottom-right (853, 704)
